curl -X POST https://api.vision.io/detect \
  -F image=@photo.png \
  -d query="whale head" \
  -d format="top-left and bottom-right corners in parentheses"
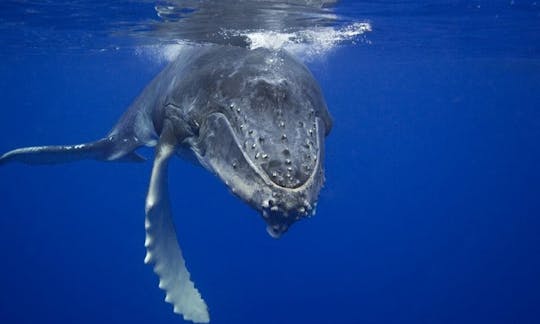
top-left (188, 48), bottom-right (332, 238)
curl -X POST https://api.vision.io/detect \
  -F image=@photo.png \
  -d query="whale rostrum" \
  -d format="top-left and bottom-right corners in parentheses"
top-left (0, 45), bottom-right (332, 323)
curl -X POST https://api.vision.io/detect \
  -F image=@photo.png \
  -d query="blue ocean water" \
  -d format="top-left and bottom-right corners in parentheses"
top-left (1, 1), bottom-right (539, 323)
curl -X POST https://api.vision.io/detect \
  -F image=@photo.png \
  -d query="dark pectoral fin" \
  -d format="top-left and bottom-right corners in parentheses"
top-left (144, 125), bottom-right (209, 323)
top-left (0, 137), bottom-right (145, 166)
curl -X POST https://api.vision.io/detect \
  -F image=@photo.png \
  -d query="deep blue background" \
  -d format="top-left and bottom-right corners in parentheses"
top-left (1, 3), bottom-right (540, 324)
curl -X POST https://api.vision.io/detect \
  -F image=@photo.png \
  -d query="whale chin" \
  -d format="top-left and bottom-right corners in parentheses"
top-left (192, 112), bottom-right (326, 235)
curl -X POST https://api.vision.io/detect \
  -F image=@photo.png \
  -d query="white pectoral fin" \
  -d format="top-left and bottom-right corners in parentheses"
top-left (144, 128), bottom-right (209, 323)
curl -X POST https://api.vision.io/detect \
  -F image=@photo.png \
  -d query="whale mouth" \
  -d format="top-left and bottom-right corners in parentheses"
top-left (262, 199), bottom-right (317, 239)
top-left (266, 224), bottom-right (287, 239)
top-left (193, 112), bottom-right (325, 235)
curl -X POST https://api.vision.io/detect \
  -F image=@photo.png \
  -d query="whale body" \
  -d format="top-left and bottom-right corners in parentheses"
top-left (0, 45), bottom-right (332, 323)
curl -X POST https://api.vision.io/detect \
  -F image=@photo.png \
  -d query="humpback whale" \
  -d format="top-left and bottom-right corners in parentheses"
top-left (0, 45), bottom-right (332, 323)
